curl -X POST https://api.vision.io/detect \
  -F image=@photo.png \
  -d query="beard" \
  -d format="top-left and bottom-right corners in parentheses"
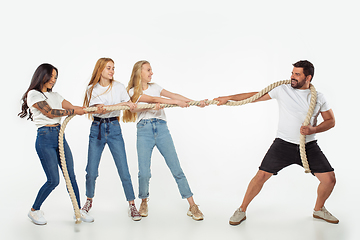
top-left (291, 78), bottom-right (306, 89)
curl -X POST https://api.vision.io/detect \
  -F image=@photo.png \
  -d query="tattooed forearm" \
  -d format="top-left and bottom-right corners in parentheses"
top-left (35, 101), bottom-right (74, 118)
top-left (50, 109), bottom-right (74, 116)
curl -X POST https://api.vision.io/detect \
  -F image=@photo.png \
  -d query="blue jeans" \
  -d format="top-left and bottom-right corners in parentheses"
top-left (137, 118), bottom-right (193, 199)
top-left (33, 125), bottom-right (81, 210)
top-left (85, 120), bottom-right (135, 201)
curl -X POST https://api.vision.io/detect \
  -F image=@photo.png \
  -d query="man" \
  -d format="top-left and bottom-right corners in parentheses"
top-left (214, 60), bottom-right (338, 225)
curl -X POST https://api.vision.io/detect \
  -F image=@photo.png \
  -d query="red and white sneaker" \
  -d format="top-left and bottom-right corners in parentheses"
top-left (128, 204), bottom-right (142, 221)
top-left (82, 198), bottom-right (93, 213)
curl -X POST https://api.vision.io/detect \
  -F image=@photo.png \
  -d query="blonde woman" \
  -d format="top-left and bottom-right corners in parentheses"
top-left (123, 60), bottom-right (206, 221)
top-left (82, 58), bottom-right (141, 221)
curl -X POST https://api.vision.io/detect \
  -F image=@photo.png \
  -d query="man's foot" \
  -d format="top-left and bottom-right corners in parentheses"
top-left (128, 204), bottom-right (142, 221)
top-left (313, 206), bottom-right (339, 224)
top-left (139, 200), bottom-right (148, 217)
top-left (229, 207), bottom-right (246, 225)
top-left (80, 209), bottom-right (94, 223)
top-left (82, 198), bottom-right (93, 213)
top-left (28, 210), bottom-right (47, 225)
top-left (187, 204), bottom-right (204, 221)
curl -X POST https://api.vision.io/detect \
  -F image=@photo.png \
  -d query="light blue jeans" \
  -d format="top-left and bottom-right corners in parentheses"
top-left (85, 119), bottom-right (135, 201)
top-left (33, 125), bottom-right (81, 210)
top-left (137, 118), bottom-right (193, 199)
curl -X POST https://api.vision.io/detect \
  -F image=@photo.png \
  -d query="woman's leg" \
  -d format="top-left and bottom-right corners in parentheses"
top-left (107, 121), bottom-right (135, 201)
top-left (155, 120), bottom-right (193, 199)
top-left (136, 120), bottom-right (156, 199)
top-left (32, 127), bottom-right (60, 210)
top-left (85, 122), bottom-right (106, 199)
top-left (60, 137), bottom-right (81, 209)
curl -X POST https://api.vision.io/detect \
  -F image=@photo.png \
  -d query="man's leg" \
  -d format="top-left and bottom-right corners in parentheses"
top-left (229, 170), bottom-right (272, 225)
top-left (312, 171), bottom-right (338, 223)
top-left (240, 170), bottom-right (273, 211)
top-left (314, 171), bottom-right (336, 210)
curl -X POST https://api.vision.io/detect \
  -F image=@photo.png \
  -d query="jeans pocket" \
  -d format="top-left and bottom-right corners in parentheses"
top-left (137, 121), bottom-right (146, 129)
top-left (37, 129), bottom-right (48, 136)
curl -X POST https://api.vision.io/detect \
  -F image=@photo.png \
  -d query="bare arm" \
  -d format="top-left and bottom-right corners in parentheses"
top-left (160, 89), bottom-right (192, 102)
top-left (62, 100), bottom-right (86, 115)
top-left (33, 101), bottom-right (75, 118)
top-left (300, 109), bottom-right (335, 135)
top-left (138, 93), bottom-right (190, 108)
top-left (214, 92), bottom-right (272, 105)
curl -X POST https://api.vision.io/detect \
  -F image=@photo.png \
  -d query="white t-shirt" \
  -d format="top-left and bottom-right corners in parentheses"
top-left (27, 90), bottom-right (65, 128)
top-left (268, 84), bottom-right (331, 144)
top-left (129, 83), bottom-right (167, 123)
top-left (89, 81), bottom-right (130, 118)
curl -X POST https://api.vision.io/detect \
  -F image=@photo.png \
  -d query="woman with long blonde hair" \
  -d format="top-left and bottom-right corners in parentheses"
top-left (123, 60), bottom-right (206, 221)
top-left (81, 58), bottom-right (141, 221)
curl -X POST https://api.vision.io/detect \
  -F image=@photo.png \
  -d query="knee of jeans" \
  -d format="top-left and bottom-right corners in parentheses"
top-left (138, 171), bottom-right (151, 181)
top-left (86, 174), bottom-right (98, 182)
top-left (47, 178), bottom-right (60, 189)
top-left (172, 171), bottom-right (186, 180)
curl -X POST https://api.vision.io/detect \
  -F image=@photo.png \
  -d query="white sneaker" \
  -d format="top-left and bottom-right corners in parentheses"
top-left (313, 207), bottom-right (339, 224)
top-left (80, 209), bottom-right (94, 223)
top-left (28, 210), bottom-right (47, 225)
top-left (229, 207), bottom-right (246, 225)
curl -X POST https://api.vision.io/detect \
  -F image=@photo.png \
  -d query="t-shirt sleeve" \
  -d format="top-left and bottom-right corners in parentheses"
top-left (152, 83), bottom-right (164, 93)
top-left (268, 85), bottom-right (281, 99)
top-left (27, 90), bottom-right (46, 107)
top-left (318, 92), bottom-right (331, 112)
top-left (119, 84), bottom-right (130, 102)
top-left (55, 92), bottom-right (65, 104)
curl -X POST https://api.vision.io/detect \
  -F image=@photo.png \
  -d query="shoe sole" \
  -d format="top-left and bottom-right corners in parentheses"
top-left (229, 216), bottom-right (246, 225)
top-left (313, 214), bottom-right (339, 224)
top-left (187, 211), bottom-right (204, 221)
top-left (28, 214), bottom-right (47, 225)
top-left (140, 212), bottom-right (148, 217)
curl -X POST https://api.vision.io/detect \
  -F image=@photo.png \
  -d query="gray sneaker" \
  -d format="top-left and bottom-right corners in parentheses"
top-left (28, 210), bottom-right (47, 225)
top-left (313, 207), bottom-right (339, 224)
top-left (229, 207), bottom-right (246, 225)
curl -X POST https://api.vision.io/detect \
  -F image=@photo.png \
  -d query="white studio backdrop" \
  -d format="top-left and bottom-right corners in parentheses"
top-left (1, 0), bottom-right (359, 240)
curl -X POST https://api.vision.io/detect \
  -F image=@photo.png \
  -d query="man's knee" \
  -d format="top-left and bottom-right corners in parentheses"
top-left (316, 171), bottom-right (336, 186)
top-left (254, 170), bottom-right (272, 183)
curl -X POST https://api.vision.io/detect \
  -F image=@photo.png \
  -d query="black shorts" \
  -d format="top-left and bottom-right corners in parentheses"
top-left (259, 138), bottom-right (334, 175)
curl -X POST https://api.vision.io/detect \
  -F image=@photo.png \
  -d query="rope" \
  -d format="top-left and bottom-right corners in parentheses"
top-left (58, 79), bottom-right (316, 222)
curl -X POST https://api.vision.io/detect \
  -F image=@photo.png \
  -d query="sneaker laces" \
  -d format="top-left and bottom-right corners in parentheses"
top-left (191, 205), bottom-right (203, 215)
top-left (33, 210), bottom-right (45, 220)
top-left (82, 199), bottom-right (93, 213)
top-left (129, 205), bottom-right (141, 217)
top-left (321, 207), bottom-right (333, 216)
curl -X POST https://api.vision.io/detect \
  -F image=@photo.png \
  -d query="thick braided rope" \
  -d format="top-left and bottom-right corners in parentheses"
top-left (58, 79), bottom-right (316, 222)
top-left (299, 83), bottom-right (317, 173)
top-left (58, 114), bottom-right (81, 223)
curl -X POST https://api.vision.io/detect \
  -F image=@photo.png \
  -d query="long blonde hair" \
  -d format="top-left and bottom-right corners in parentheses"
top-left (123, 60), bottom-right (150, 123)
top-left (83, 58), bottom-right (115, 118)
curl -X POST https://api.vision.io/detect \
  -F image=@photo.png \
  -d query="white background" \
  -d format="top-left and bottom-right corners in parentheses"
top-left (1, 0), bottom-right (359, 239)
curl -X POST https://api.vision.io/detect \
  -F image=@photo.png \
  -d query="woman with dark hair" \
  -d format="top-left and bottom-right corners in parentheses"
top-left (19, 63), bottom-right (93, 225)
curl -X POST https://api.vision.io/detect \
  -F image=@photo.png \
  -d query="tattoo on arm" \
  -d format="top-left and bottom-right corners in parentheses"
top-left (35, 101), bottom-right (74, 117)
top-left (51, 109), bottom-right (74, 116)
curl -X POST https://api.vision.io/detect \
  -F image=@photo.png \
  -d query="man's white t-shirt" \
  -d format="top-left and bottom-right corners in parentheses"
top-left (27, 90), bottom-right (65, 128)
top-left (268, 84), bottom-right (331, 144)
top-left (89, 81), bottom-right (130, 118)
top-left (129, 83), bottom-right (167, 123)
